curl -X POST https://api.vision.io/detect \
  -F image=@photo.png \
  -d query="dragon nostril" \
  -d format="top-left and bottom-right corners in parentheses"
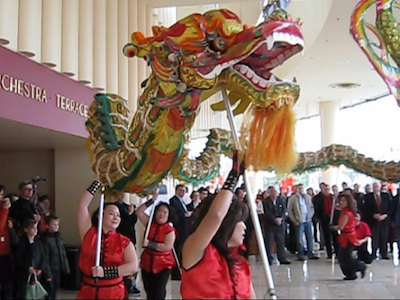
top-left (213, 37), bottom-right (227, 52)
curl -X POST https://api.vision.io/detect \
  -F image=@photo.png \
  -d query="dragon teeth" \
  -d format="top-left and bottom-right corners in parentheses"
top-left (259, 80), bottom-right (268, 88)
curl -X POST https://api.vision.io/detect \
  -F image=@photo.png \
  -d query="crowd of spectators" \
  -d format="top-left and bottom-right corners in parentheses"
top-left (0, 181), bottom-right (69, 300)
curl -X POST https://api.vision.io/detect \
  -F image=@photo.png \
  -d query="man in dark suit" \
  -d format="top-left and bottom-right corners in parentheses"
top-left (169, 184), bottom-right (190, 280)
top-left (9, 180), bottom-right (39, 231)
top-left (363, 182), bottom-right (391, 259)
top-left (262, 186), bottom-right (290, 265)
top-left (314, 183), bottom-right (338, 259)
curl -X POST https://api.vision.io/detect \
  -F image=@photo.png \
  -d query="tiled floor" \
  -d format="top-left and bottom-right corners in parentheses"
top-left (59, 249), bottom-right (400, 299)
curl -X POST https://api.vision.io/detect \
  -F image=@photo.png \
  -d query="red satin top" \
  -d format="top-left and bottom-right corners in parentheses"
top-left (77, 227), bottom-right (130, 300)
top-left (356, 221), bottom-right (371, 239)
top-left (338, 207), bottom-right (358, 248)
top-left (181, 244), bottom-right (252, 299)
top-left (0, 208), bottom-right (11, 256)
top-left (140, 222), bottom-right (176, 273)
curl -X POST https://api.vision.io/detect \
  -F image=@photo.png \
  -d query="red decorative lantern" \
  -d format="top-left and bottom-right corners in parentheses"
top-left (210, 178), bottom-right (216, 191)
top-left (218, 176), bottom-right (224, 186)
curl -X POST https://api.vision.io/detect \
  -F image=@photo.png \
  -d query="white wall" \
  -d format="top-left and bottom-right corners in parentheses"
top-left (54, 147), bottom-right (97, 245)
top-left (0, 149), bottom-right (55, 200)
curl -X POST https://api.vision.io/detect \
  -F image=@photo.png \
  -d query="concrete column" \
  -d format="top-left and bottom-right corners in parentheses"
top-left (93, 0), bottom-right (107, 91)
top-left (319, 101), bottom-right (339, 185)
top-left (18, 0), bottom-right (42, 61)
top-left (42, 0), bottom-right (62, 70)
top-left (106, 0), bottom-right (118, 94)
top-left (61, 0), bottom-right (79, 78)
top-left (118, 0), bottom-right (129, 100)
top-left (78, 0), bottom-right (94, 85)
top-left (137, 0), bottom-right (147, 106)
top-left (145, 6), bottom-right (152, 78)
top-left (0, 0), bottom-right (19, 49)
top-left (127, 0), bottom-right (138, 112)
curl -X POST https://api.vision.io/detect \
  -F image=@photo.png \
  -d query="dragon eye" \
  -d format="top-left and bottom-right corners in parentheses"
top-left (213, 37), bottom-right (227, 52)
top-left (123, 43), bottom-right (137, 58)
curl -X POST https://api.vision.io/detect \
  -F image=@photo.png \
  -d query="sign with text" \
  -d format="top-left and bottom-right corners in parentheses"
top-left (0, 45), bottom-right (97, 138)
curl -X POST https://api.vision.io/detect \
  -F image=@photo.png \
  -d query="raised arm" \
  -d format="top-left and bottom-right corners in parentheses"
top-left (77, 181), bottom-right (101, 241)
top-left (182, 152), bottom-right (243, 269)
top-left (135, 198), bottom-right (154, 227)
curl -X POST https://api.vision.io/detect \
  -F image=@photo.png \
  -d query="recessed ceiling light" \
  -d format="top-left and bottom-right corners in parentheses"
top-left (329, 82), bottom-right (361, 89)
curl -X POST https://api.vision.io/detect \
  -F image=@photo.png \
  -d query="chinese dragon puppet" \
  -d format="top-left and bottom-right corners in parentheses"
top-left (86, 6), bottom-right (400, 196)
top-left (351, 0), bottom-right (400, 106)
top-left (86, 8), bottom-right (304, 195)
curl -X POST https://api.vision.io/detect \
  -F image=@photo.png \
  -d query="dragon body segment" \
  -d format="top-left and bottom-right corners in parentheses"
top-left (294, 144), bottom-right (400, 182)
top-left (351, 0), bottom-right (400, 105)
top-left (86, 8), bottom-right (304, 195)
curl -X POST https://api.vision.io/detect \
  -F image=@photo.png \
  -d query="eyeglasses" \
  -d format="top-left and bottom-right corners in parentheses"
top-left (24, 187), bottom-right (33, 191)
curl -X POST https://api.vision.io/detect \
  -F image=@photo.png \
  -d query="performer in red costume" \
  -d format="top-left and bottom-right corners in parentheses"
top-left (76, 181), bottom-right (138, 299)
top-left (181, 152), bottom-right (256, 299)
top-left (135, 193), bottom-right (176, 300)
top-left (332, 194), bottom-right (366, 281)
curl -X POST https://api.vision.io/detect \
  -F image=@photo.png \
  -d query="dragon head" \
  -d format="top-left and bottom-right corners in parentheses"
top-left (124, 8), bottom-right (303, 173)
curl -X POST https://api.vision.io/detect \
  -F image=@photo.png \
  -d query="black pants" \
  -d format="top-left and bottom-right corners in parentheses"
top-left (355, 242), bottom-right (373, 263)
top-left (312, 218), bottom-right (319, 243)
top-left (285, 220), bottom-right (297, 254)
top-left (45, 271), bottom-right (60, 300)
top-left (264, 227), bottom-right (287, 262)
top-left (0, 255), bottom-right (13, 299)
top-left (372, 221), bottom-right (389, 258)
top-left (321, 216), bottom-right (338, 258)
top-left (142, 269), bottom-right (171, 300)
top-left (338, 243), bottom-right (365, 279)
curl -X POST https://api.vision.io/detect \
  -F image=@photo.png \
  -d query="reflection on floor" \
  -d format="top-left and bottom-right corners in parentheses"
top-left (59, 250), bottom-right (400, 299)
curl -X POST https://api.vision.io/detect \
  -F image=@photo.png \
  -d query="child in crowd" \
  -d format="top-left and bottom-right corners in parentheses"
top-left (15, 219), bottom-right (50, 299)
top-left (41, 215), bottom-right (70, 300)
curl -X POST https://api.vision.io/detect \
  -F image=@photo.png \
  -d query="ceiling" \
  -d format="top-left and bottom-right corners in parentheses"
top-left (0, 118), bottom-right (85, 151)
top-left (0, 0), bottom-right (395, 151)
top-left (277, 0), bottom-right (390, 118)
